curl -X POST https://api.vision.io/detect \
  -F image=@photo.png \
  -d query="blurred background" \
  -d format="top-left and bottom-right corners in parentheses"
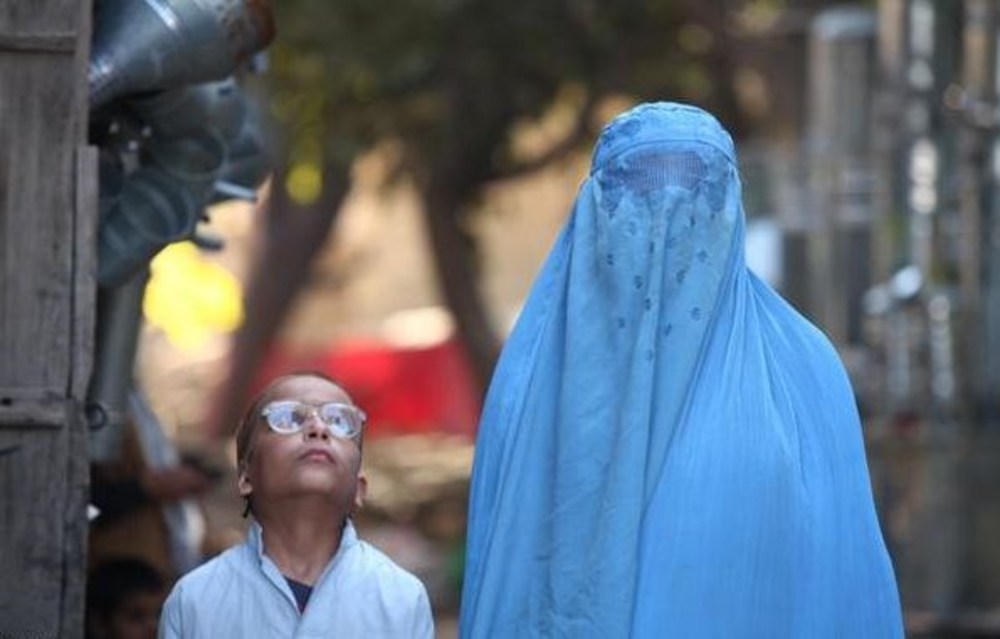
top-left (27, 0), bottom-right (1000, 636)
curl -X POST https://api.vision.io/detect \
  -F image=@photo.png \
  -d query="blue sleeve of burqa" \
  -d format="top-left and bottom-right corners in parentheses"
top-left (459, 102), bottom-right (904, 638)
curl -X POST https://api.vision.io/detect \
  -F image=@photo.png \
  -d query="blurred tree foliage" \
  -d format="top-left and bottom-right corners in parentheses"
top-left (209, 0), bottom-right (819, 437)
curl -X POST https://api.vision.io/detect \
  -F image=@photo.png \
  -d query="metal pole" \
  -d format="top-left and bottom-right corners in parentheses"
top-left (806, 6), bottom-right (878, 347)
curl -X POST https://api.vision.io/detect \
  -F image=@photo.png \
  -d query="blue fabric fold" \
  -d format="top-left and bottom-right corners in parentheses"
top-left (460, 102), bottom-right (903, 638)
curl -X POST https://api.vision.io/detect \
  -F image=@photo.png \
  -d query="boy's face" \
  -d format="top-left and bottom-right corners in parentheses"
top-left (93, 590), bottom-right (162, 639)
top-left (238, 376), bottom-right (366, 514)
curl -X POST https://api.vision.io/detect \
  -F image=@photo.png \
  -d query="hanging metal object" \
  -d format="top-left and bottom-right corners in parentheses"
top-left (97, 128), bottom-right (226, 287)
top-left (89, 0), bottom-right (275, 109)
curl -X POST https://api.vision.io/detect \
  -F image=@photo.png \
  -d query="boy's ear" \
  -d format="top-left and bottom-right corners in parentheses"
top-left (353, 473), bottom-right (368, 512)
top-left (238, 469), bottom-right (252, 498)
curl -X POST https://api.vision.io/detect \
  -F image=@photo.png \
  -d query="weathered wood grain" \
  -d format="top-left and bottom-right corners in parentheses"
top-left (0, 1), bottom-right (93, 637)
top-left (0, 53), bottom-right (78, 392)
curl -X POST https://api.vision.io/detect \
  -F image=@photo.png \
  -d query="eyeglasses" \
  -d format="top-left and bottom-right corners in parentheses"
top-left (260, 400), bottom-right (366, 440)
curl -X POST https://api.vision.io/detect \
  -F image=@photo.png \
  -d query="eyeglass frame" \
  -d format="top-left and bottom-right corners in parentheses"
top-left (259, 400), bottom-right (367, 440)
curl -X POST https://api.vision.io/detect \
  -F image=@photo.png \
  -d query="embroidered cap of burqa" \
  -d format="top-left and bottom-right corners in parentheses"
top-left (460, 102), bottom-right (903, 638)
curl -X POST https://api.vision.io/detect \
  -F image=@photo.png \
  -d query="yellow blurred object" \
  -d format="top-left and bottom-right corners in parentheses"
top-left (144, 242), bottom-right (244, 350)
top-left (286, 161), bottom-right (322, 205)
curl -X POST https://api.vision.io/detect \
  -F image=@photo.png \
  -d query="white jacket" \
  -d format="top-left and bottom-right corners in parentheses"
top-left (159, 521), bottom-right (434, 638)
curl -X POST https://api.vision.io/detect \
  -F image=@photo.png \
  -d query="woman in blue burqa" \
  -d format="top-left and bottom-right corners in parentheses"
top-left (460, 102), bottom-right (903, 638)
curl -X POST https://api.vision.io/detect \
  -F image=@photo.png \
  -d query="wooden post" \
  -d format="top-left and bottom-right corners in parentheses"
top-left (0, 1), bottom-right (95, 636)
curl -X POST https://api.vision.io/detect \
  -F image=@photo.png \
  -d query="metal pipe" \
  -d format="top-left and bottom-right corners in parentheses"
top-left (97, 128), bottom-right (226, 287)
top-left (89, 0), bottom-right (275, 108)
top-left (87, 269), bottom-right (149, 462)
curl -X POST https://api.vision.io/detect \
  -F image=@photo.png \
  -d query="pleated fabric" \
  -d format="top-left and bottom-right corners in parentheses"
top-left (459, 102), bottom-right (903, 638)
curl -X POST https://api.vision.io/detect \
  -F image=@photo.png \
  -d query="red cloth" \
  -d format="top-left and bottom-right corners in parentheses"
top-left (257, 338), bottom-right (481, 439)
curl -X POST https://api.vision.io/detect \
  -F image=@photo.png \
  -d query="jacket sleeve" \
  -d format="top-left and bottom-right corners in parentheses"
top-left (411, 586), bottom-right (435, 639)
top-left (158, 581), bottom-right (184, 639)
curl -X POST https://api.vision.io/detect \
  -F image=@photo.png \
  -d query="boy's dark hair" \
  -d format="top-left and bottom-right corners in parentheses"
top-left (86, 557), bottom-right (164, 622)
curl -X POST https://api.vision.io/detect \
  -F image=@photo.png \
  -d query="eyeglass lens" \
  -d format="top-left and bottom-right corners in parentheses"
top-left (262, 401), bottom-right (364, 438)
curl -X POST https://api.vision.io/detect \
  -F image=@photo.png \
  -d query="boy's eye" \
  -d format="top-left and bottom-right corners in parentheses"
top-left (260, 400), bottom-right (365, 438)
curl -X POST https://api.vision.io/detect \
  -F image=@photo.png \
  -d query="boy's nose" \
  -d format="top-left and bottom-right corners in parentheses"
top-left (303, 413), bottom-right (330, 440)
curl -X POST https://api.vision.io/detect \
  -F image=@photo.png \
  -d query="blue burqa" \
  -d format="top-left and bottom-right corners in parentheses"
top-left (460, 103), bottom-right (903, 638)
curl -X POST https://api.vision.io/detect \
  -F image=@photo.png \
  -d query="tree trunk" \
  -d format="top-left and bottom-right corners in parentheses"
top-left (419, 172), bottom-right (501, 396)
top-left (205, 161), bottom-right (351, 439)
